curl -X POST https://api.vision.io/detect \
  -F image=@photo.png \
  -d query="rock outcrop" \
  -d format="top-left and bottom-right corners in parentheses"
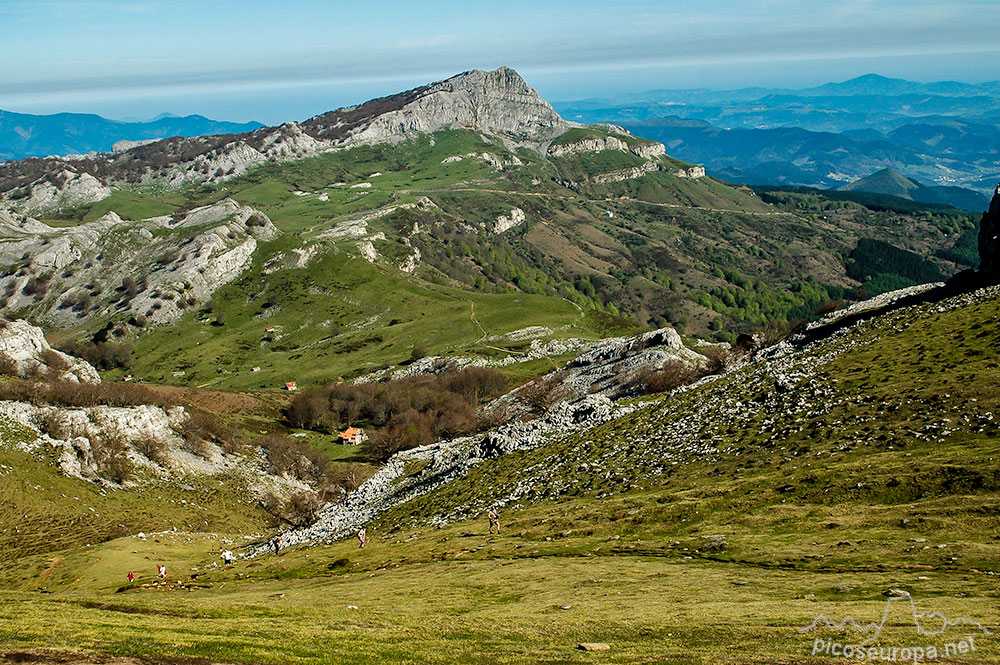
top-left (493, 208), bottom-right (526, 234)
top-left (0, 319), bottom-right (101, 384)
top-left (13, 170), bottom-right (112, 215)
top-left (0, 398), bottom-right (313, 503)
top-left (547, 132), bottom-right (667, 160)
top-left (335, 67), bottom-right (570, 147)
top-left (590, 161), bottom-right (659, 184)
top-left (548, 135), bottom-right (631, 157)
top-left (978, 185), bottom-right (1000, 283)
top-left (675, 166), bottom-right (706, 179)
top-left (0, 200), bottom-right (279, 327)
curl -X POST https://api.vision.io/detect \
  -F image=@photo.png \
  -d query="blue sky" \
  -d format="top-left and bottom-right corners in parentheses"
top-left (2, 0), bottom-right (998, 124)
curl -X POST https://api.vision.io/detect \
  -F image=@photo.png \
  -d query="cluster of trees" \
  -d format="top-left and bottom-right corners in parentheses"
top-left (286, 366), bottom-right (509, 462)
top-left (57, 339), bottom-right (134, 371)
top-left (847, 238), bottom-right (946, 295)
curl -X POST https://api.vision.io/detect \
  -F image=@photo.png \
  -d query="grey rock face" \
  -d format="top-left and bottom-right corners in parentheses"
top-left (0, 200), bottom-right (279, 327)
top-left (1, 67), bottom-right (572, 215)
top-left (347, 67), bottom-right (570, 146)
top-left (0, 319), bottom-right (100, 383)
top-left (979, 185), bottom-right (1000, 282)
top-left (1, 398), bottom-right (311, 502)
top-left (12, 170), bottom-right (111, 215)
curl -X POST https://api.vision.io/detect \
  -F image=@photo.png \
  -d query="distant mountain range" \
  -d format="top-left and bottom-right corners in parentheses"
top-left (555, 74), bottom-right (1000, 130)
top-left (554, 74), bottom-right (1000, 200)
top-left (0, 110), bottom-right (263, 161)
top-left (621, 116), bottom-right (993, 209)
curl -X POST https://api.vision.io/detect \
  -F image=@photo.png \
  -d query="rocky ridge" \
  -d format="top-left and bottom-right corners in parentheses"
top-left (394, 283), bottom-right (1000, 529)
top-left (0, 68), bottom-right (575, 214)
top-left (0, 199), bottom-right (279, 327)
top-left (248, 393), bottom-right (637, 556)
top-left (0, 67), bottom-right (684, 218)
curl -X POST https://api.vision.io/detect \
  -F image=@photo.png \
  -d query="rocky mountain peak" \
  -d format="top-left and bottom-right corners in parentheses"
top-left (305, 66), bottom-right (569, 147)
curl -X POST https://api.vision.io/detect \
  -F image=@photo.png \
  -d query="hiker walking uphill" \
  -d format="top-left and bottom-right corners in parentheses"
top-left (488, 508), bottom-right (501, 535)
top-left (273, 535), bottom-right (282, 555)
top-left (357, 527), bottom-right (366, 549)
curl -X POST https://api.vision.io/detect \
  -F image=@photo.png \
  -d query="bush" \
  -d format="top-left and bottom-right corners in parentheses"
top-left (518, 371), bottom-right (570, 415)
top-left (134, 435), bottom-right (171, 467)
top-left (629, 361), bottom-right (702, 395)
top-left (57, 340), bottom-right (133, 371)
top-left (257, 433), bottom-right (328, 482)
top-left (408, 345), bottom-right (429, 363)
top-left (260, 490), bottom-right (323, 528)
top-left (22, 272), bottom-right (53, 297)
top-left (0, 353), bottom-right (18, 377)
top-left (91, 431), bottom-right (134, 484)
top-left (179, 410), bottom-right (238, 456)
top-left (39, 348), bottom-right (70, 374)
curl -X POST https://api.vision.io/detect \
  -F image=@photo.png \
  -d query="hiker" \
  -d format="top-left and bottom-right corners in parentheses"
top-left (127, 571), bottom-right (135, 583)
top-left (156, 564), bottom-right (167, 579)
top-left (221, 549), bottom-right (233, 566)
top-left (357, 527), bottom-right (366, 549)
top-left (488, 508), bottom-right (501, 535)
top-left (273, 536), bottom-right (282, 555)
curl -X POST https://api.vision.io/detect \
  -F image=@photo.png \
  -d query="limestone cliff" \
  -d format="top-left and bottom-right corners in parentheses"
top-left (307, 67), bottom-right (570, 147)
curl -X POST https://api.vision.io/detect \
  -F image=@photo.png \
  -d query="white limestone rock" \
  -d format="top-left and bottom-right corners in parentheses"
top-left (493, 208), bottom-right (526, 234)
top-left (0, 319), bottom-right (101, 384)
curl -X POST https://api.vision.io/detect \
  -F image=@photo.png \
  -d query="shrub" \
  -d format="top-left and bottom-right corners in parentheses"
top-left (57, 340), bottom-right (133, 371)
top-left (178, 410), bottom-right (238, 456)
top-left (518, 371), bottom-right (570, 414)
top-left (0, 353), bottom-right (18, 377)
top-left (91, 431), bottom-right (134, 484)
top-left (134, 435), bottom-right (171, 466)
top-left (629, 361), bottom-right (702, 395)
top-left (39, 348), bottom-right (70, 374)
top-left (285, 367), bottom-right (508, 461)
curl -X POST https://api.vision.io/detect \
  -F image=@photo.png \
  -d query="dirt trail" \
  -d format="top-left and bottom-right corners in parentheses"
top-left (468, 301), bottom-right (559, 371)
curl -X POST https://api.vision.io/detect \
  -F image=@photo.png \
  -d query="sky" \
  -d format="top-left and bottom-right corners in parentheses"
top-left (1, 0), bottom-right (999, 124)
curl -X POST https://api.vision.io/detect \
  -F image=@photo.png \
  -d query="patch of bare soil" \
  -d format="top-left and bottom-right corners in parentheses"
top-left (139, 385), bottom-right (274, 415)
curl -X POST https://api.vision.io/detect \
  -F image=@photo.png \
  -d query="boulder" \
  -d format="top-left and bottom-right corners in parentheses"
top-left (578, 643), bottom-right (610, 652)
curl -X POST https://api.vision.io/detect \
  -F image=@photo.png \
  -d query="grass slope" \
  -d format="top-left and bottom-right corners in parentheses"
top-left (1, 288), bottom-right (998, 663)
top-left (18, 128), bottom-right (975, 390)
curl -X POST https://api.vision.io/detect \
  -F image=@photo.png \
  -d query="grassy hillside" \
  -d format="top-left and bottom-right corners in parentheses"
top-left (1, 286), bottom-right (998, 664)
top-left (9, 127), bottom-right (976, 391)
